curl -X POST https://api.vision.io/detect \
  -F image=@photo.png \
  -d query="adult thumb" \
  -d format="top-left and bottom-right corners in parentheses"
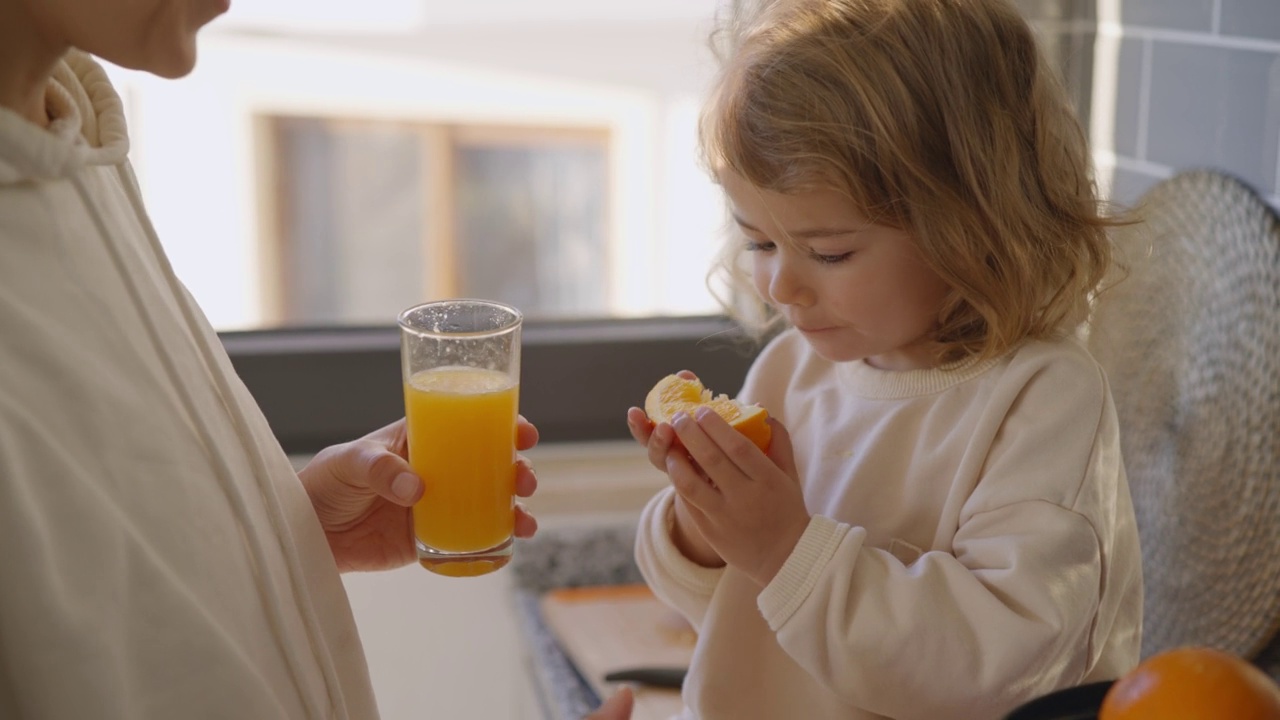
top-left (349, 441), bottom-right (422, 506)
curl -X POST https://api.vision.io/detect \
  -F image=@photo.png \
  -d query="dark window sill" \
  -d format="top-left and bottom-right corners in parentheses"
top-left (221, 315), bottom-right (759, 455)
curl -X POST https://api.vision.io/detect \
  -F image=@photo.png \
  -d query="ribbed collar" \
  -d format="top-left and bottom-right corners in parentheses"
top-left (834, 352), bottom-right (1002, 399)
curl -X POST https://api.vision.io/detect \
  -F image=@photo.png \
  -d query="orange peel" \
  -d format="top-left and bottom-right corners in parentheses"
top-left (1100, 646), bottom-right (1280, 720)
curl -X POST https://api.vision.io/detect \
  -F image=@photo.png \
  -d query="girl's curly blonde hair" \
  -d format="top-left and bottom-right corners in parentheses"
top-left (703, 0), bottom-right (1123, 363)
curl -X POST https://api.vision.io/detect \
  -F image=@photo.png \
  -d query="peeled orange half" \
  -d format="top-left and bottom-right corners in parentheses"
top-left (644, 374), bottom-right (771, 452)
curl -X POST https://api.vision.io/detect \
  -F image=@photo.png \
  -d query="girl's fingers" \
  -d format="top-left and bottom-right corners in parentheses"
top-left (666, 450), bottom-right (720, 513)
top-left (647, 422), bottom-right (677, 473)
top-left (690, 408), bottom-right (776, 482)
top-left (626, 407), bottom-right (653, 444)
top-left (671, 411), bottom-right (750, 489)
top-left (764, 419), bottom-right (798, 478)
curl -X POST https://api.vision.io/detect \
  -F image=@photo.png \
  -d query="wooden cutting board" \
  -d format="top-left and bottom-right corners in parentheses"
top-left (539, 584), bottom-right (695, 720)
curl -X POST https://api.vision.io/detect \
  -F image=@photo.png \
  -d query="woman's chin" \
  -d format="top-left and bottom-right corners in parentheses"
top-left (124, 44), bottom-right (199, 80)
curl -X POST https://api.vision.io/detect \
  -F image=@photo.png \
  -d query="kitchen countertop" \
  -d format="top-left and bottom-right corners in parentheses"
top-left (510, 520), bottom-right (653, 720)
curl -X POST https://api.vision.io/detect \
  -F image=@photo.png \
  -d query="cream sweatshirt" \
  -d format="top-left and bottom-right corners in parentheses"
top-left (0, 52), bottom-right (380, 718)
top-left (636, 329), bottom-right (1143, 719)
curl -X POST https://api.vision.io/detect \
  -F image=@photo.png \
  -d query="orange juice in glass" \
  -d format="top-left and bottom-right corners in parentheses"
top-left (398, 299), bottom-right (522, 577)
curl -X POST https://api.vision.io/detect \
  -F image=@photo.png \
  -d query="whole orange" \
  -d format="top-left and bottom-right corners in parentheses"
top-left (644, 374), bottom-right (771, 452)
top-left (1099, 646), bottom-right (1280, 720)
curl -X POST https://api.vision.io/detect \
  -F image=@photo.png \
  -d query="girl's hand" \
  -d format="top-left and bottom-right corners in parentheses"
top-left (299, 417), bottom-right (540, 572)
top-left (666, 410), bottom-right (810, 587)
top-left (625, 371), bottom-right (723, 568)
top-left (625, 369), bottom-right (698, 473)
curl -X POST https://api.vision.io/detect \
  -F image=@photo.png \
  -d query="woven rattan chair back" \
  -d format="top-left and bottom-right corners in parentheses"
top-left (1089, 170), bottom-right (1280, 678)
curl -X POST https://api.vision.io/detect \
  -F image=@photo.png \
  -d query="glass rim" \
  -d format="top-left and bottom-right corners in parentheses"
top-left (397, 298), bottom-right (523, 339)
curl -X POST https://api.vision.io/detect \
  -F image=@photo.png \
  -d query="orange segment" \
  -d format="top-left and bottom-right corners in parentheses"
top-left (1099, 646), bottom-right (1280, 720)
top-left (644, 374), bottom-right (771, 452)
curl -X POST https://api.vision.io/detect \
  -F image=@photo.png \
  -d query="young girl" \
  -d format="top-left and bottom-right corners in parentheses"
top-left (626, 1), bottom-right (1143, 717)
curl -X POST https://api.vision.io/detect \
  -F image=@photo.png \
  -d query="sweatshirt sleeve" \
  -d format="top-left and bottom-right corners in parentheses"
top-left (634, 487), bottom-right (726, 630)
top-left (631, 336), bottom-right (797, 630)
top-left (754, 350), bottom-right (1126, 719)
top-left (759, 504), bottom-right (1103, 719)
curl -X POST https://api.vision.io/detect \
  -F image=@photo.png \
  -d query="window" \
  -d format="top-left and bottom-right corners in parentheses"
top-left (263, 118), bottom-right (611, 325)
top-left (107, 8), bottom-right (728, 331)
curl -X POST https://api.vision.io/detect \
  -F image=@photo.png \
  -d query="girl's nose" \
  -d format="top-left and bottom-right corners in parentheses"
top-left (768, 256), bottom-right (813, 307)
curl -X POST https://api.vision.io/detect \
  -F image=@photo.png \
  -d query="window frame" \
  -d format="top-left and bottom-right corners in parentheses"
top-left (222, 315), bottom-right (759, 455)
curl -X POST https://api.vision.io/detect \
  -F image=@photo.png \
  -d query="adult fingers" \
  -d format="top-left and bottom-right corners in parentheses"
top-left (514, 503), bottom-right (538, 539)
top-left (516, 415), bottom-right (540, 451)
top-left (515, 456), bottom-right (537, 498)
top-left (364, 418), bottom-right (410, 459)
top-left (584, 686), bottom-right (634, 720)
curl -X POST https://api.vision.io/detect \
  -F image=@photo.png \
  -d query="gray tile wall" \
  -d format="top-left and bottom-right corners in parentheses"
top-left (1121, 0), bottom-right (1216, 32)
top-left (1100, 0), bottom-right (1280, 207)
top-left (1221, 0), bottom-right (1280, 42)
top-left (979, 2), bottom-right (1280, 208)
top-left (1014, 0), bottom-right (1099, 156)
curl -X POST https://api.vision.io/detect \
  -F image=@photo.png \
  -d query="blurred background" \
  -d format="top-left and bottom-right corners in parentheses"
top-left (105, 0), bottom-right (727, 331)
top-left (101, 0), bottom-right (1280, 334)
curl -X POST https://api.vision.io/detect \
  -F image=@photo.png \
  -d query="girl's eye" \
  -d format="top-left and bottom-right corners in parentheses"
top-left (811, 251), bottom-right (854, 265)
top-left (744, 240), bottom-right (775, 252)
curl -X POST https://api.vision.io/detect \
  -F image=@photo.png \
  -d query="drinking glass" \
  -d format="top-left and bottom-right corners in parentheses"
top-left (398, 299), bottom-right (522, 577)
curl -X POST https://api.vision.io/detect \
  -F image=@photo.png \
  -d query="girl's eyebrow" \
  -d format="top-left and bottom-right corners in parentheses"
top-left (731, 213), bottom-right (864, 240)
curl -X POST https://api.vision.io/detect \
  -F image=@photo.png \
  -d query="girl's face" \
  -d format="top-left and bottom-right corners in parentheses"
top-left (22, 0), bottom-right (229, 78)
top-left (722, 172), bottom-right (952, 371)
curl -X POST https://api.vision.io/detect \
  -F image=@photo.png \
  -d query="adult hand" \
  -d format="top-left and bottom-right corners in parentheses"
top-left (584, 687), bottom-right (634, 720)
top-left (667, 410), bottom-right (810, 587)
top-left (299, 417), bottom-right (540, 572)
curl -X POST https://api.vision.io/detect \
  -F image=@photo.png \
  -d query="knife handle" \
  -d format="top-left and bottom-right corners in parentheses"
top-left (603, 666), bottom-right (687, 689)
